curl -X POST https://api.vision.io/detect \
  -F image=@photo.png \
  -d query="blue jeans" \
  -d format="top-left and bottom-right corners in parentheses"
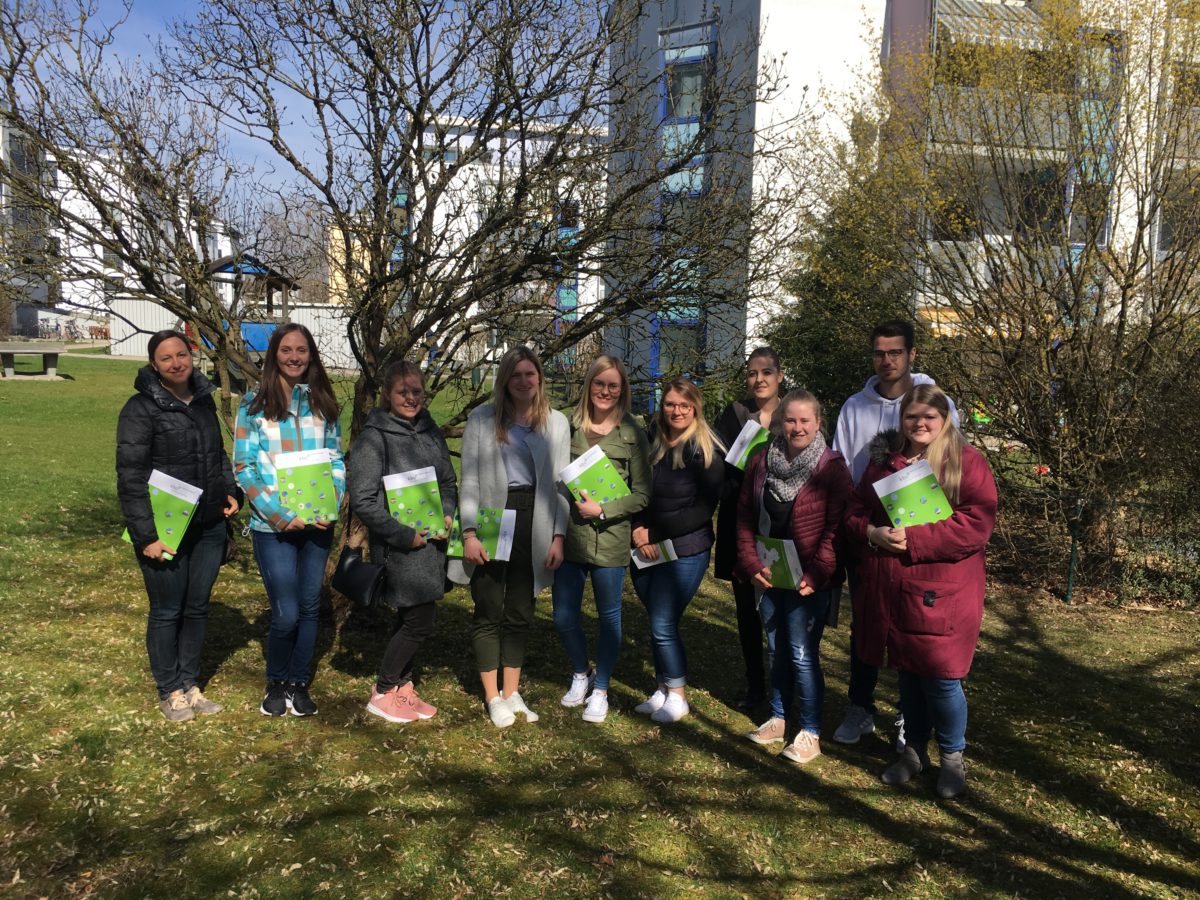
top-left (759, 588), bottom-right (830, 734)
top-left (252, 528), bottom-right (333, 684)
top-left (631, 549), bottom-right (710, 689)
top-left (898, 671), bottom-right (967, 754)
top-left (551, 560), bottom-right (626, 691)
top-left (138, 519), bottom-right (227, 699)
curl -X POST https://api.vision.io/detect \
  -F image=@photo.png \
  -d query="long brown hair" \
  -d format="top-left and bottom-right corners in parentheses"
top-left (493, 346), bottom-right (550, 442)
top-left (247, 323), bottom-right (340, 423)
top-left (901, 384), bottom-right (964, 503)
top-left (572, 355), bottom-right (631, 432)
top-left (650, 377), bottom-right (723, 469)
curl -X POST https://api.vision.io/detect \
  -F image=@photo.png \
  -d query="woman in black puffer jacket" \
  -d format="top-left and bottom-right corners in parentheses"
top-left (116, 330), bottom-right (240, 723)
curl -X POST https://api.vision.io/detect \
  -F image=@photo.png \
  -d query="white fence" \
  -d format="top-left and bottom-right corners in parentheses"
top-left (106, 298), bottom-right (356, 370)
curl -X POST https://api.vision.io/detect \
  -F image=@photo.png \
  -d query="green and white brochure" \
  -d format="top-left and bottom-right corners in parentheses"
top-left (725, 420), bottom-right (771, 470)
top-left (121, 469), bottom-right (204, 558)
top-left (559, 444), bottom-right (631, 505)
top-left (383, 466), bottom-right (447, 537)
top-left (872, 459), bottom-right (953, 528)
top-left (274, 448), bottom-right (339, 523)
top-left (630, 539), bottom-right (679, 569)
top-left (447, 508), bottom-right (516, 561)
top-left (754, 535), bottom-right (803, 590)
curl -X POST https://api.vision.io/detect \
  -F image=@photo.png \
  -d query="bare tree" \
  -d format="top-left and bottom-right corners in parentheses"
top-left (169, 0), bottom-right (799, 435)
top-left (785, 0), bottom-right (1200, 582)
top-left (0, 0), bottom-right (266, 420)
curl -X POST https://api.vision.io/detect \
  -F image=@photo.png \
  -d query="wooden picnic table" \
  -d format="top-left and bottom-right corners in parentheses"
top-left (0, 342), bottom-right (67, 378)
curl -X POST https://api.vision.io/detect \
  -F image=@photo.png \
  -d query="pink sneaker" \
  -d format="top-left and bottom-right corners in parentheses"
top-left (398, 683), bottom-right (436, 720)
top-left (367, 686), bottom-right (418, 723)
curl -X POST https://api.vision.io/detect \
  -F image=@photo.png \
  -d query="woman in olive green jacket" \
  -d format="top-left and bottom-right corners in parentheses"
top-left (552, 356), bottom-right (652, 723)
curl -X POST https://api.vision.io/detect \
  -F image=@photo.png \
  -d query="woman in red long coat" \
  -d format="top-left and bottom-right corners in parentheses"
top-left (844, 384), bottom-right (997, 799)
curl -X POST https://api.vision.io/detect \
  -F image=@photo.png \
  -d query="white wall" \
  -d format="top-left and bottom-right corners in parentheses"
top-left (747, 0), bottom-right (889, 346)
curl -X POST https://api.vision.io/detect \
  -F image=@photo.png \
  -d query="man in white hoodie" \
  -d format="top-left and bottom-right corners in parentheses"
top-left (831, 319), bottom-right (959, 746)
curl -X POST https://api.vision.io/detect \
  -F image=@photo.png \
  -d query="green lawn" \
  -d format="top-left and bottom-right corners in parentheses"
top-left (1, 357), bottom-right (1198, 898)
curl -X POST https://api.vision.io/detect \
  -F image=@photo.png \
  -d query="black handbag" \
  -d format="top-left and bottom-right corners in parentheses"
top-left (331, 543), bottom-right (386, 608)
top-left (330, 432), bottom-right (392, 608)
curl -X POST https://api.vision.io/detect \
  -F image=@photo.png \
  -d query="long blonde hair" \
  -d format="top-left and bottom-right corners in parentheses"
top-left (650, 377), bottom-right (723, 469)
top-left (572, 355), bottom-right (631, 432)
top-left (494, 346), bottom-right (550, 443)
top-left (901, 384), bottom-right (965, 503)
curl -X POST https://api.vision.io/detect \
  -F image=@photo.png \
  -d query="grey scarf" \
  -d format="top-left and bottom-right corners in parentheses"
top-left (766, 432), bottom-right (827, 503)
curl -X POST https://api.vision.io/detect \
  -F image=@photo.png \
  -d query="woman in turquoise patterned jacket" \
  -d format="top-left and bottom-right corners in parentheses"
top-left (234, 323), bottom-right (344, 718)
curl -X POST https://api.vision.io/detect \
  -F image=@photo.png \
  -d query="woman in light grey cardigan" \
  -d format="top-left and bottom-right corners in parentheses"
top-left (448, 346), bottom-right (570, 727)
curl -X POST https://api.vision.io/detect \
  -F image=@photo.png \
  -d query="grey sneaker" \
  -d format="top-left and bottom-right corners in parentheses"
top-left (159, 689), bottom-right (195, 723)
top-left (184, 685), bottom-right (223, 715)
top-left (937, 750), bottom-right (967, 799)
top-left (833, 704), bottom-right (875, 744)
top-left (882, 745), bottom-right (929, 785)
top-left (745, 716), bottom-right (787, 745)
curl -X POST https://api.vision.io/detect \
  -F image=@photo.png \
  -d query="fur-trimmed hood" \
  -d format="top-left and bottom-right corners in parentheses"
top-left (868, 428), bottom-right (904, 467)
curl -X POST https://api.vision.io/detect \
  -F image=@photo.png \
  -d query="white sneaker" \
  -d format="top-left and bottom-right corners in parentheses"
top-left (561, 671), bottom-right (594, 707)
top-left (634, 689), bottom-right (667, 716)
top-left (581, 690), bottom-right (608, 723)
top-left (487, 695), bottom-right (515, 728)
top-left (650, 692), bottom-right (689, 723)
top-left (833, 704), bottom-right (875, 744)
top-left (504, 691), bottom-right (539, 723)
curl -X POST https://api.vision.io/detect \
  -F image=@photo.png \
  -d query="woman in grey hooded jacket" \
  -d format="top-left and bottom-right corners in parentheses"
top-left (347, 360), bottom-right (457, 724)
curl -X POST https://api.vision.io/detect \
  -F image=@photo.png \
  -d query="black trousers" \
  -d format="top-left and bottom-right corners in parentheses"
top-left (376, 602), bottom-right (438, 690)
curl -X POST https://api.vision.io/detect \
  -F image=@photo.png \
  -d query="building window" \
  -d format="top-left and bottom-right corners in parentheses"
top-left (1013, 166), bottom-right (1066, 238)
top-left (1159, 174), bottom-right (1200, 254)
top-left (1067, 178), bottom-right (1111, 246)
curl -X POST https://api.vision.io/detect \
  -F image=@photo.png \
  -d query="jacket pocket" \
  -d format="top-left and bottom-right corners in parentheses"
top-left (896, 579), bottom-right (960, 636)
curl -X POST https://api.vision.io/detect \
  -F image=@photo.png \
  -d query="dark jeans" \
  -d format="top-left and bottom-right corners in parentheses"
top-left (551, 560), bottom-right (625, 691)
top-left (138, 519), bottom-right (227, 700)
top-left (377, 602), bottom-right (437, 691)
top-left (631, 549), bottom-right (710, 689)
top-left (733, 578), bottom-right (766, 697)
top-left (759, 588), bottom-right (830, 734)
top-left (252, 528), bottom-right (334, 684)
top-left (846, 562), bottom-right (879, 713)
top-left (898, 671), bottom-right (968, 754)
top-left (470, 488), bottom-right (535, 672)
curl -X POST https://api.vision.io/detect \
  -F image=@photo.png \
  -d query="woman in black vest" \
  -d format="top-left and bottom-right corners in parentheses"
top-left (116, 330), bottom-right (240, 722)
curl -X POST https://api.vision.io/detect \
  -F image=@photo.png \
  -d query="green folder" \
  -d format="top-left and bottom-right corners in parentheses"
top-left (447, 508), bottom-right (517, 561)
top-left (121, 469), bottom-right (204, 559)
top-left (275, 449), bottom-right (339, 523)
top-left (725, 420), bottom-right (771, 470)
top-left (559, 444), bottom-right (631, 504)
top-left (872, 459), bottom-right (954, 528)
top-left (383, 466), bottom-right (447, 537)
top-left (754, 535), bottom-right (803, 590)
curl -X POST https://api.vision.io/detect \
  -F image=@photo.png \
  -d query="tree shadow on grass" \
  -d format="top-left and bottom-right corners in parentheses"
top-left (15, 567), bottom-right (1199, 898)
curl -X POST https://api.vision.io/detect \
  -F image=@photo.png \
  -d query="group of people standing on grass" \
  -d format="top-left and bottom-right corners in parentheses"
top-left (116, 318), bottom-right (995, 799)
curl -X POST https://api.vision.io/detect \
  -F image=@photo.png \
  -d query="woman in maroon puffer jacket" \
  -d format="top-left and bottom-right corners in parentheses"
top-left (735, 390), bottom-right (853, 765)
top-left (844, 384), bottom-right (996, 799)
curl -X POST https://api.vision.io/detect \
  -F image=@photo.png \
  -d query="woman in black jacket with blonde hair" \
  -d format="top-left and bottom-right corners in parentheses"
top-left (116, 330), bottom-right (240, 722)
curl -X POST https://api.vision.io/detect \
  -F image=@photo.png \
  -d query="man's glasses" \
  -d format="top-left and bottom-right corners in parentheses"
top-left (872, 349), bottom-right (908, 360)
